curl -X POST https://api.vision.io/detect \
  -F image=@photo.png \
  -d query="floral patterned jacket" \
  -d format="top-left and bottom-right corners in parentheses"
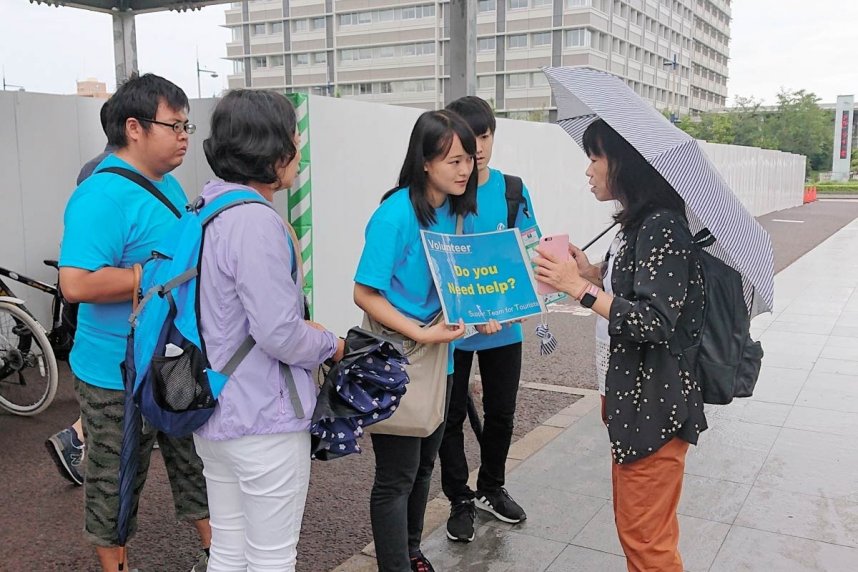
top-left (605, 209), bottom-right (708, 464)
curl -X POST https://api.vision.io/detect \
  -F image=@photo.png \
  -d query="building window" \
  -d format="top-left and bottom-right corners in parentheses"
top-left (230, 27), bottom-right (242, 41)
top-left (339, 4), bottom-right (434, 27)
top-left (294, 53), bottom-right (310, 66)
top-left (340, 42), bottom-right (436, 62)
top-left (269, 55), bottom-right (285, 67)
top-left (508, 0), bottom-right (528, 9)
top-left (313, 52), bottom-right (327, 64)
top-left (233, 60), bottom-right (244, 73)
top-left (478, 37), bottom-right (497, 52)
top-left (532, 0), bottom-right (553, 6)
top-left (531, 31), bottom-right (552, 46)
top-left (566, 0), bottom-right (590, 7)
top-left (477, 75), bottom-right (496, 89)
top-left (250, 56), bottom-right (267, 69)
top-left (508, 34), bottom-right (528, 49)
top-left (270, 22), bottom-right (283, 34)
top-left (531, 72), bottom-right (548, 87)
top-left (506, 73), bottom-right (528, 88)
top-left (293, 19), bottom-right (308, 32)
top-left (478, 0), bottom-right (496, 11)
top-left (311, 17), bottom-right (326, 30)
top-left (251, 23), bottom-right (266, 36)
top-left (564, 28), bottom-right (591, 47)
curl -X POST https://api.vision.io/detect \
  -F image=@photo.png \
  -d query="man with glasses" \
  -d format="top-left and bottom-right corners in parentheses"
top-left (58, 73), bottom-right (210, 572)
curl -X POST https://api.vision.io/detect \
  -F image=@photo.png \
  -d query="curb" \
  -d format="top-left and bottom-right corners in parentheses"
top-left (330, 387), bottom-right (601, 572)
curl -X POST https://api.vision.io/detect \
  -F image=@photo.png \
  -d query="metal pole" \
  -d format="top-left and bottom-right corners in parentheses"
top-left (446, 0), bottom-right (476, 105)
top-left (196, 58), bottom-right (202, 99)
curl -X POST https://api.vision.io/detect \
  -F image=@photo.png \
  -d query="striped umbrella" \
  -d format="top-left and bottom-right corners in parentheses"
top-left (544, 66), bottom-right (774, 317)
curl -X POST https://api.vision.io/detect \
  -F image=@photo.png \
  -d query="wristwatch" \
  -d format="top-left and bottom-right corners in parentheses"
top-left (579, 284), bottom-right (600, 308)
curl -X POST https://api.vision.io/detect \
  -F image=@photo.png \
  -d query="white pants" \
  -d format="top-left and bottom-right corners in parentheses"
top-left (193, 431), bottom-right (311, 572)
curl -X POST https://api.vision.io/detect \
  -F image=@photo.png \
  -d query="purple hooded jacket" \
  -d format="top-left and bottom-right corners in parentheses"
top-left (194, 181), bottom-right (337, 441)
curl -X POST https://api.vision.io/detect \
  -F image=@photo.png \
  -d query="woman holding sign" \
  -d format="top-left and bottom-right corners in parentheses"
top-left (533, 118), bottom-right (707, 572)
top-left (353, 110), bottom-right (481, 572)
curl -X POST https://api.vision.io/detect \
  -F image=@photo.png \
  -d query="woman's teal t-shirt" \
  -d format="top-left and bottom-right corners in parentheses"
top-left (354, 187), bottom-right (457, 374)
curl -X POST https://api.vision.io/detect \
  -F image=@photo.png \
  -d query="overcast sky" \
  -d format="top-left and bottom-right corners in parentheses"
top-left (0, 0), bottom-right (856, 106)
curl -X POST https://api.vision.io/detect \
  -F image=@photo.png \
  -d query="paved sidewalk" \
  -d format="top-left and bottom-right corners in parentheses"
top-left (414, 218), bottom-right (858, 571)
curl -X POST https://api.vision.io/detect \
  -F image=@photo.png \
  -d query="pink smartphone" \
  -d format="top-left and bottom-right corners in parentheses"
top-left (536, 234), bottom-right (570, 295)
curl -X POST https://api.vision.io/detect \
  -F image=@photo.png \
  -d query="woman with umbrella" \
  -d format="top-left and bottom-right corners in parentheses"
top-left (534, 118), bottom-right (708, 572)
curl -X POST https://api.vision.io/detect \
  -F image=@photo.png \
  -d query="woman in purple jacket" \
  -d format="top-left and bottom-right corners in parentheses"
top-left (193, 89), bottom-right (345, 571)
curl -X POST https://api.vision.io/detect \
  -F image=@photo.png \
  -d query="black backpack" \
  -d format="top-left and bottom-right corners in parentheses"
top-left (503, 175), bottom-right (529, 230)
top-left (672, 229), bottom-right (764, 405)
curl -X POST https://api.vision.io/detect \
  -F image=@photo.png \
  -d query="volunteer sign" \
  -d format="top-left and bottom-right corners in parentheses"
top-left (421, 229), bottom-right (546, 325)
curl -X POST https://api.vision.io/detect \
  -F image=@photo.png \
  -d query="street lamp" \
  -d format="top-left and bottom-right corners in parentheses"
top-left (2, 69), bottom-right (25, 91)
top-left (662, 53), bottom-right (678, 123)
top-left (196, 58), bottom-right (218, 99)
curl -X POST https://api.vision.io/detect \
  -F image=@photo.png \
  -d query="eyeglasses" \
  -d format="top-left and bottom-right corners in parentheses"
top-left (136, 117), bottom-right (197, 135)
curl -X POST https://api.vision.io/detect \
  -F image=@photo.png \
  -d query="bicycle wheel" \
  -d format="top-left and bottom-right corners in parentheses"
top-left (0, 302), bottom-right (59, 415)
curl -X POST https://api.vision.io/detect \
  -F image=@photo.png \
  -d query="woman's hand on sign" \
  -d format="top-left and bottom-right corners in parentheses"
top-left (419, 319), bottom-right (466, 344)
top-left (476, 319), bottom-right (503, 335)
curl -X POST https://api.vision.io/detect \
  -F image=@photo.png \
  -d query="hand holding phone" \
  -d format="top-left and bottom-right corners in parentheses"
top-left (536, 234), bottom-right (569, 295)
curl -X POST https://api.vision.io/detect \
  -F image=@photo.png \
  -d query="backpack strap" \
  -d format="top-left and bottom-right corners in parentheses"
top-left (197, 190), bottom-right (306, 419)
top-left (284, 221), bottom-right (303, 287)
top-left (198, 190), bottom-right (271, 226)
top-left (221, 335), bottom-right (256, 377)
top-left (96, 167), bottom-right (182, 219)
top-left (503, 174), bottom-right (528, 229)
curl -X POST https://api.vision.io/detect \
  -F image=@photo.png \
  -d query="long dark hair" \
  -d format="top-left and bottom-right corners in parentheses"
top-left (582, 119), bottom-right (686, 230)
top-left (382, 110), bottom-right (478, 227)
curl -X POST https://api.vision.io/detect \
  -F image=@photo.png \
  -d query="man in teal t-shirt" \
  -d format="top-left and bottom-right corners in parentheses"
top-left (58, 73), bottom-right (210, 572)
top-left (439, 96), bottom-right (541, 543)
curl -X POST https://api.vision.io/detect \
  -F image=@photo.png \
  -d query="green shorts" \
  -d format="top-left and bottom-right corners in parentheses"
top-left (75, 377), bottom-right (209, 547)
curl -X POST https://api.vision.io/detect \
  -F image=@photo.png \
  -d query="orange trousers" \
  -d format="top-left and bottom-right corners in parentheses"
top-left (611, 436), bottom-right (689, 572)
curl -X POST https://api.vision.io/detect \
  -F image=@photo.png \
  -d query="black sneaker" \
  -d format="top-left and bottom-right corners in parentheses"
top-left (45, 427), bottom-right (84, 486)
top-left (409, 551), bottom-right (435, 572)
top-left (446, 499), bottom-right (476, 542)
top-left (474, 488), bottom-right (526, 524)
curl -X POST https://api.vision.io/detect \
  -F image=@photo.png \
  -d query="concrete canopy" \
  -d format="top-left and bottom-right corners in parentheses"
top-left (28, 0), bottom-right (229, 83)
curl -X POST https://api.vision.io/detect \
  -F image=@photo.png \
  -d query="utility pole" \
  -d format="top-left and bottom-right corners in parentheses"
top-left (447, 0), bottom-right (476, 105)
top-left (663, 53), bottom-right (678, 123)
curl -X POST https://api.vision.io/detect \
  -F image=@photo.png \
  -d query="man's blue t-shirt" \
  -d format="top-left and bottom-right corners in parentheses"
top-left (59, 154), bottom-right (187, 390)
top-left (457, 168), bottom-right (540, 352)
top-left (354, 187), bottom-right (457, 375)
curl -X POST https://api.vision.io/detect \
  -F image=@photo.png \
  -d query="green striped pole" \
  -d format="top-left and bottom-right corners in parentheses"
top-left (286, 93), bottom-right (313, 317)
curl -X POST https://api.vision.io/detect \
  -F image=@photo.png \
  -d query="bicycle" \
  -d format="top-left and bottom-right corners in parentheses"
top-left (0, 260), bottom-right (75, 416)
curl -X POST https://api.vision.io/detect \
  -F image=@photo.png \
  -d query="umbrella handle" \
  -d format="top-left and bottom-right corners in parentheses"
top-left (581, 222), bottom-right (619, 252)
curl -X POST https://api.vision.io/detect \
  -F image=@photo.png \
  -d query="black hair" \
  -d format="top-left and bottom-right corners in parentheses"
top-left (203, 90), bottom-right (298, 186)
top-left (105, 73), bottom-right (189, 148)
top-left (446, 95), bottom-right (496, 136)
top-left (582, 119), bottom-right (686, 230)
top-left (99, 99), bottom-right (110, 134)
top-left (382, 110), bottom-right (478, 227)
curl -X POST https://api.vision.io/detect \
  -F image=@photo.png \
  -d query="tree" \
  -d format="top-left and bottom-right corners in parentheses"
top-left (677, 113), bottom-right (735, 143)
top-left (677, 89), bottom-right (832, 175)
top-left (767, 89), bottom-right (831, 172)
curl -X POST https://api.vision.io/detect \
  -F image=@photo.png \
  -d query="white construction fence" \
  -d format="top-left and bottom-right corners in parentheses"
top-left (0, 91), bottom-right (806, 332)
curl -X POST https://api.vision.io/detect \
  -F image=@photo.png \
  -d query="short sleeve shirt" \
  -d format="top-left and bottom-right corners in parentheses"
top-left (354, 187), bottom-right (458, 374)
top-left (59, 154), bottom-right (187, 390)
